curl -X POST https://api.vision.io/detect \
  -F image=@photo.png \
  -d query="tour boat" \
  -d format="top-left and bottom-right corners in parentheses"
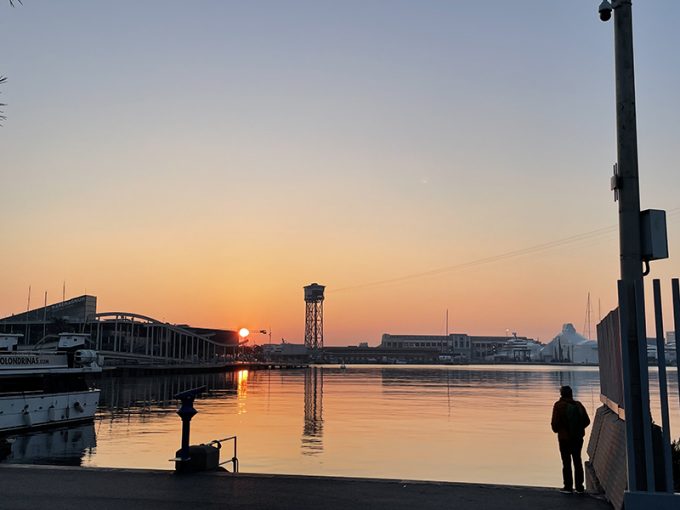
top-left (0, 333), bottom-right (102, 434)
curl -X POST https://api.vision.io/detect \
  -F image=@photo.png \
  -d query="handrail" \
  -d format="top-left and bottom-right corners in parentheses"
top-left (207, 436), bottom-right (238, 473)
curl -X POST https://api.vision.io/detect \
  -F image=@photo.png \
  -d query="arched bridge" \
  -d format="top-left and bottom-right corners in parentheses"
top-left (84, 312), bottom-right (235, 365)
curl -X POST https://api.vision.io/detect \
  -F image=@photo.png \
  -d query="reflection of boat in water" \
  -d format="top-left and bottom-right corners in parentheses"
top-left (0, 422), bottom-right (96, 466)
top-left (0, 333), bottom-right (101, 434)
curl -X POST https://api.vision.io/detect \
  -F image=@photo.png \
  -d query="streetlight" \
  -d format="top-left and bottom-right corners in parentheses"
top-left (237, 328), bottom-right (272, 360)
top-left (237, 328), bottom-right (250, 360)
top-left (257, 329), bottom-right (272, 345)
top-left (253, 329), bottom-right (273, 360)
top-left (598, 1), bottom-right (673, 504)
top-left (598, 0), bottom-right (650, 495)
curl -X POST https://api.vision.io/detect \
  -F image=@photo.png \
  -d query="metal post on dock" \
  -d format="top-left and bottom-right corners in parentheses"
top-left (174, 386), bottom-right (206, 463)
top-left (673, 279), bottom-right (680, 409)
top-left (652, 279), bottom-right (674, 493)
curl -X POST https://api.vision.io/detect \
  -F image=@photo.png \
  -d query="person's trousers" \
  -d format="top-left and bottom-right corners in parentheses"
top-left (558, 437), bottom-right (584, 490)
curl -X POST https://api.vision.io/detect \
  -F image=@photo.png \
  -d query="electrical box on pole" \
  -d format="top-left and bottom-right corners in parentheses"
top-left (640, 209), bottom-right (669, 261)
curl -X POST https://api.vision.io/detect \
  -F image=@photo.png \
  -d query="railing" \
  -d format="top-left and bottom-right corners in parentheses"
top-left (209, 436), bottom-right (239, 473)
top-left (173, 386), bottom-right (239, 473)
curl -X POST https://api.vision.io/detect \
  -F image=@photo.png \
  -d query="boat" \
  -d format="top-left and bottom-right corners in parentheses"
top-left (0, 333), bottom-right (102, 435)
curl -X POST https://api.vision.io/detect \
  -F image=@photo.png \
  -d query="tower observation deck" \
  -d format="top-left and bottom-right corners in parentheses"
top-left (304, 283), bottom-right (325, 356)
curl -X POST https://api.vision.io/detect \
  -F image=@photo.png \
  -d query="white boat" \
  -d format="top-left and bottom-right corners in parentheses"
top-left (0, 333), bottom-right (102, 434)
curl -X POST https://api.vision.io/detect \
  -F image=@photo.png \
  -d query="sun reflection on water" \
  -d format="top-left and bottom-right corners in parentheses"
top-left (237, 369), bottom-right (249, 415)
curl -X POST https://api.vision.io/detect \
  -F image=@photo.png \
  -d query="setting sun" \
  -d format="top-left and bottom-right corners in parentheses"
top-left (238, 328), bottom-right (250, 339)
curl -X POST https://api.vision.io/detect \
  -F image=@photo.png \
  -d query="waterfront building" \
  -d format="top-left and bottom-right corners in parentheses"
top-left (0, 295), bottom-right (239, 364)
top-left (380, 333), bottom-right (472, 360)
top-left (379, 333), bottom-right (543, 362)
top-left (328, 345), bottom-right (441, 363)
top-left (261, 342), bottom-right (308, 361)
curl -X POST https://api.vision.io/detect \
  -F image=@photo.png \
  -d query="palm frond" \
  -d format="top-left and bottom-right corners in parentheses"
top-left (0, 76), bottom-right (6, 125)
top-left (3, 2), bottom-right (21, 125)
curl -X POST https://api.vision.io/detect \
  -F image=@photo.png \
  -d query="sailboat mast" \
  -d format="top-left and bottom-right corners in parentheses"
top-left (42, 291), bottom-right (48, 341)
top-left (583, 292), bottom-right (592, 340)
top-left (24, 285), bottom-right (31, 345)
top-left (587, 292), bottom-right (591, 341)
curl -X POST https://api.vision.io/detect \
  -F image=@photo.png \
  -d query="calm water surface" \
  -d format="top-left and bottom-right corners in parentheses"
top-left (3, 365), bottom-right (679, 487)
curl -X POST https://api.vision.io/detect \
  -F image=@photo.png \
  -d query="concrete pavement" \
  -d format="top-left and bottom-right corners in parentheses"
top-left (0, 464), bottom-right (612, 510)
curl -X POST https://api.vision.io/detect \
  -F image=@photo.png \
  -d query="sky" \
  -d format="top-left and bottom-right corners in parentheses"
top-left (1, 1), bottom-right (680, 346)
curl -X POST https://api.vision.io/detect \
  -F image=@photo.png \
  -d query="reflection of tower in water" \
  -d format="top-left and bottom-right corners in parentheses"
top-left (302, 367), bottom-right (324, 455)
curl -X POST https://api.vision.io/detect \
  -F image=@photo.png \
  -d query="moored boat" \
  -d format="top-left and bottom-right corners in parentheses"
top-left (0, 333), bottom-right (101, 435)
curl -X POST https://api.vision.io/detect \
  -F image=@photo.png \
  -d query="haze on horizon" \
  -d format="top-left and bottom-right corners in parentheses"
top-left (1, 1), bottom-right (679, 345)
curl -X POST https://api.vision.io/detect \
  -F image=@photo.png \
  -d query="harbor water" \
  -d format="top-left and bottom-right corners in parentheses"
top-left (3, 365), bottom-right (679, 487)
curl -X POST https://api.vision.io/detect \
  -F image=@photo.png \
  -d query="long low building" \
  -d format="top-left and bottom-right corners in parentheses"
top-left (380, 333), bottom-right (540, 362)
top-left (380, 333), bottom-right (472, 359)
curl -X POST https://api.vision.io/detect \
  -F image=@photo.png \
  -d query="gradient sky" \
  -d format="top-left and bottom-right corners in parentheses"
top-left (2, 1), bottom-right (679, 345)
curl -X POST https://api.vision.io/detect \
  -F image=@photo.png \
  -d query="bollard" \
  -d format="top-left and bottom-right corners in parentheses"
top-left (174, 386), bottom-right (206, 469)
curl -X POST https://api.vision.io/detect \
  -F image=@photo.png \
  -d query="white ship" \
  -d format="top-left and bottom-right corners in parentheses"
top-left (0, 333), bottom-right (101, 434)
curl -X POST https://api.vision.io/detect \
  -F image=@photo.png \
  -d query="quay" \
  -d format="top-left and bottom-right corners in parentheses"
top-left (104, 361), bottom-right (308, 376)
top-left (0, 465), bottom-right (611, 510)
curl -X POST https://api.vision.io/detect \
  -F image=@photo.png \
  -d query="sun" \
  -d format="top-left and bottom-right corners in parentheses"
top-left (238, 328), bottom-right (250, 339)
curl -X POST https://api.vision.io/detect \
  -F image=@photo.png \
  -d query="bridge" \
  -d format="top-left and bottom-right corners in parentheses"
top-left (83, 312), bottom-right (236, 365)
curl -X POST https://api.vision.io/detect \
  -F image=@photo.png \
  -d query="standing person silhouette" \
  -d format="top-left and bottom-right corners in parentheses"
top-left (551, 385), bottom-right (590, 494)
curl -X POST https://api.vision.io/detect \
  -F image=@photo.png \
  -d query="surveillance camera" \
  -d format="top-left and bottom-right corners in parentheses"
top-left (599, 0), bottom-right (613, 22)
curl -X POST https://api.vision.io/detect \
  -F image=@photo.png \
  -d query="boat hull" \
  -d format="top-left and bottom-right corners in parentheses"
top-left (0, 390), bottom-right (100, 435)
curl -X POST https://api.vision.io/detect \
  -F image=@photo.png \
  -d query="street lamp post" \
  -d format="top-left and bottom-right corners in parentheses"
top-left (237, 328), bottom-right (250, 360)
top-left (599, 1), bottom-right (673, 501)
top-left (604, 0), bottom-right (652, 493)
top-left (238, 328), bottom-right (272, 360)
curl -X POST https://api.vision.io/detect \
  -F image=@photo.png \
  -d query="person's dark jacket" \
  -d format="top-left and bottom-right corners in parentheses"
top-left (551, 397), bottom-right (590, 441)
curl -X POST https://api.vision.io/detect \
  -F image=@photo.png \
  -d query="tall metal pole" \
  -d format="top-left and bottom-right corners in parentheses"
top-left (672, 279), bottom-right (680, 409)
top-left (615, 2), bottom-right (642, 283)
top-left (612, 0), bottom-right (652, 491)
top-left (652, 279), bottom-right (674, 493)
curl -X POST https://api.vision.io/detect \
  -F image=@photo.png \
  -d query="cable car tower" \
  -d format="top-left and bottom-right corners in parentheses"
top-left (304, 283), bottom-right (325, 357)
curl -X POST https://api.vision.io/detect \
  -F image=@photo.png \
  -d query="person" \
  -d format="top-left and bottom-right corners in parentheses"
top-left (551, 385), bottom-right (590, 494)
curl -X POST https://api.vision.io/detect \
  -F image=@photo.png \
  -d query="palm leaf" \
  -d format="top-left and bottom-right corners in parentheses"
top-left (0, 76), bottom-right (6, 125)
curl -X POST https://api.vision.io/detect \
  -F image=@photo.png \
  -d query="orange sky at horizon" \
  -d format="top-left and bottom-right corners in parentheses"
top-left (0, 221), bottom-right (637, 345)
